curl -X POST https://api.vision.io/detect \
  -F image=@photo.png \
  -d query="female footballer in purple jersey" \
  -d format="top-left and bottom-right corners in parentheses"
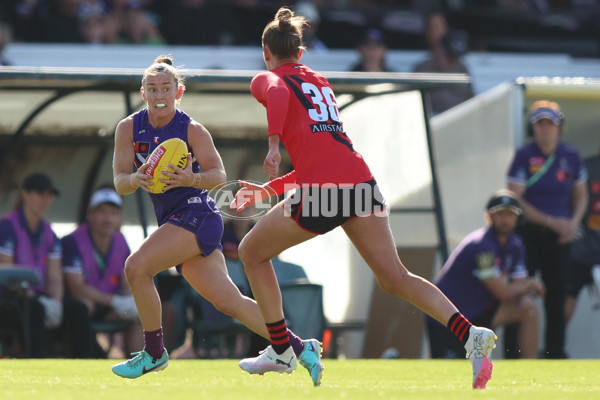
top-left (111, 55), bottom-right (322, 382)
top-left (231, 7), bottom-right (497, 389)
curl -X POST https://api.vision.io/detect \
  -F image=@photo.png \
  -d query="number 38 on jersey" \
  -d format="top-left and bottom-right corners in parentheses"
top-left (303, 83), bottom-right (340, 123)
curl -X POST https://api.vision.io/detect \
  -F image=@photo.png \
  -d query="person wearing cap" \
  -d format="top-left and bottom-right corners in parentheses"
top-left (427, 189), bottom-right (545, 359)
top-left (0, 172), bottom-right (64, 357)
top-left (507, 100), bottom-right (588, 359)
top-left (62, 186), bottom-right (143, 357)
top-left (350, 28), bottom-right (394, 72)
top-left (0, 172), bottom-right (92, 357)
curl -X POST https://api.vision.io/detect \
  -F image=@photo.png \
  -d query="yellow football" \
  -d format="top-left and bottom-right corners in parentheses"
top-left (144, 138), bottom-right (188, 194)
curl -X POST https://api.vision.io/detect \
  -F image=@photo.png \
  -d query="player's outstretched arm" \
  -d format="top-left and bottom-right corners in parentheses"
top-left (230, 170), bottom-right (297, 212)
top-left (230, 180), bottom-right (274, 212)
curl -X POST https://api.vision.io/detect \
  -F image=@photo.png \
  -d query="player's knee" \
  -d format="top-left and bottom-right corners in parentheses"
top-left (124, 253), bottom-right (148, 283)
top-left (237, 239), bottom-right (250, 264)
top-left (238, 238), bottom-right (262, 266)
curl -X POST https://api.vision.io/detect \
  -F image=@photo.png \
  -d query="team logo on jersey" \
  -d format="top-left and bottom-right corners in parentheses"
top-left (529, 156), bottom-right (545, 174)
top-left (109, 275), bottom-right (120, 286)
top-left (135, 141), bottom-right (150, 156)
top-left (475, 252), bottom-right (496, 279)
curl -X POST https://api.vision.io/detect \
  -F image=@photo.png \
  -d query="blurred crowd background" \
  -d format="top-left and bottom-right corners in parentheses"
top-left (1, 0), bottom-right (599, 57)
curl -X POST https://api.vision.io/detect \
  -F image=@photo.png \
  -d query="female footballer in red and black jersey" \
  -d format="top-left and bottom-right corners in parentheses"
top-left (233, 7), bottom-right (498, 389)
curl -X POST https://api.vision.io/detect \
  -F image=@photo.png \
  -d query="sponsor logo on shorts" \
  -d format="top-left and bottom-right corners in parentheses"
top-left (169, 213), bottom-right (183, 224)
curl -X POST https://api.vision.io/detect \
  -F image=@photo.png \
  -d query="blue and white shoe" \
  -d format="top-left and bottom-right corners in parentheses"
top-left (112, 349), bottom-right (169, 379)
top-left (239, 345), bottom-right (297, 375)
top-left (298, 339), bottom-right (324, 386)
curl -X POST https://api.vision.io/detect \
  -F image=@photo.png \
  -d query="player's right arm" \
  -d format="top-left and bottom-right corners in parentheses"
top-left (264, 134), bottom-right (282, 179)
top-left (113, 117), bottom-right (152, 195)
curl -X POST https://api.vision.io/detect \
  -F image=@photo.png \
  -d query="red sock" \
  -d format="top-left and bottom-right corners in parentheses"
top-left (447, 313), bottom-right (473, 345)
top-left (266, 319), bottom-right (290, 354)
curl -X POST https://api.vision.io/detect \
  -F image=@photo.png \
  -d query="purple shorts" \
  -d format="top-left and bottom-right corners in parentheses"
top-left (164, 206), bottom-right (224, 257)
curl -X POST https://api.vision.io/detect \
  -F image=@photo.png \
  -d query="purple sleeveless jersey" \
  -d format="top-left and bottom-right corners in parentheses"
top-left (0, 209), bottom-right (61, 293)
top-left (61, 224), bottom-right (130, 294)
top-left (132, 109), bottom-right (223, 256)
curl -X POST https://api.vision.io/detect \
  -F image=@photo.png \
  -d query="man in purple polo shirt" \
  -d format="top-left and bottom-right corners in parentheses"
top-left (507, 100), bottom-right (587, 358)
top-left (62, 187), bottom-right (143, 357)
top-left (427, 190), bottom-right (545, 359)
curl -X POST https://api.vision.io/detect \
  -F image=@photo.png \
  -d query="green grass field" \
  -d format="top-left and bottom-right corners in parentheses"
top-left (2, 359), bottom-right (599, 400)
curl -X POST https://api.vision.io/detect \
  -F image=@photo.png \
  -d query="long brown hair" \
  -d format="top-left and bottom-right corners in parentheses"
top-left (262, 7), bottom-right (308, 60)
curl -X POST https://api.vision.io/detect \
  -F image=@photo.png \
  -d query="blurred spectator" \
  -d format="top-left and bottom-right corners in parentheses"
top-left (7, 0), bottom-right (48, 42)
top-left (294, 0), bottom-right (328, 53)
top-left (0, 19), bottom-right (12, 65)
top-left (412, 12), bottom-right (474, 114)
top-left (78, 0), bottom-right (120, 44)
top-left (427, 189), bottom-right (545, 359)
top-left (349, 28), bottom-right (394, 72)
top-left (507, 100), bottom-right (588, 358)
top-left (565, 144), bottom-right (600, 323)
top-left (103, 0), bottom-right (165, 44)
top-left (78, 0), bottom-right (113, 44)
top-left (42, 0), bottom-right (84, 43)
top-left (62, 187), bottom-right (143, 358)
top-left (156, 0), bottom-right (241, 46)
top-left (5, 0), bottom-right (164, 44)
top-left (0, 173), bottom-right (92, 358)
